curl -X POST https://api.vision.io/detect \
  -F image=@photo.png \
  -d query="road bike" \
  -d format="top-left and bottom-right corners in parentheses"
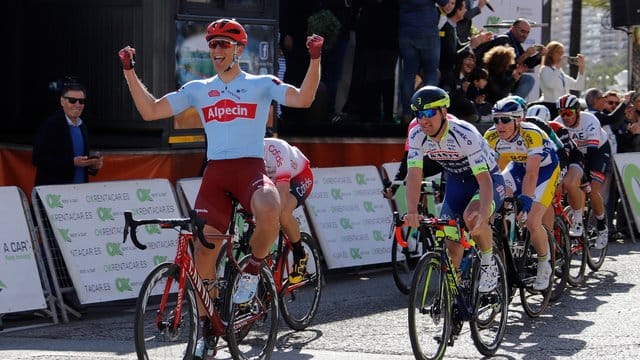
top-left (548, 193), bottom-right (571, 301)
top-left (493, 197), bottom-right (555, 318)
top-left (389, 179), bottom-right (440, 294)
top-left (552, 192), bottom-right (586, 288)
top-left (123, 198), bottom-right (279, 360)
top-left (228, 205), bottom-right (323, 331)
top-left (395, 212), bottom-right (508, 359)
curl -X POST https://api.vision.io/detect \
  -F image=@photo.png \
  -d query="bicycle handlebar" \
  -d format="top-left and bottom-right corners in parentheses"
top-left (391, 211), bottom-right (471, 248)
top-left (389, 179), bottom-right (439, 193)
top-left (123, 210), bottom-right (212, 250)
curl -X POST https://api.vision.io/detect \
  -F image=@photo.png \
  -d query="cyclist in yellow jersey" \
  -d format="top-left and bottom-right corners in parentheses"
top-left (484, 96), bottom-right (560, 290)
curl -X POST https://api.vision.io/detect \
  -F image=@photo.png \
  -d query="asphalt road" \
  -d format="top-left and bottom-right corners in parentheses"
top-left (2, 238), bottom-right (640, 359)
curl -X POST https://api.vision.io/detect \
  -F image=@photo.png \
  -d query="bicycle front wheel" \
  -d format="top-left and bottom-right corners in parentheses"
top-left (226, 262), bottom-right (279, 360)
top-left (391, 226), bottom-right (423, 294)
top-left (519, 230), bottom-right (554, 318)
top-left (586, 228), bottom-right (608, 271)
top-left (134, 263), bottom-right (198, 360)
top-left (408, 253), bottom-right (450, 360)
top-left (470, 254), bottom-right (509, 356)
top-left (550, 219), bottom-right (570, 302)
top-left (280, 232), bottom-right (323, 330)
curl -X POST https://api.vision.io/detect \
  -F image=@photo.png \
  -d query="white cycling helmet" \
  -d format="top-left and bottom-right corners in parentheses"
top-left (526, 105), bottom-right (551, 123)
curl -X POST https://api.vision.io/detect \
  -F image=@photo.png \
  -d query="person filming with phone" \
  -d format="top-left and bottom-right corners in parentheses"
top-left (33, 80), bottom-right (103, 186)
top-left (537, 40), bottom-right (585, 118)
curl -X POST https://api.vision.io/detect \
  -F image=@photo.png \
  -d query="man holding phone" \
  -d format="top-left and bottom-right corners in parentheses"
top-left (33, 80), bottom-right (103, 186)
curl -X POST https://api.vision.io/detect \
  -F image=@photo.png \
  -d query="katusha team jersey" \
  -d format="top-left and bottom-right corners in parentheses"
top-left (166, 72), bottom-right (289, 160)
top-left (407, 114), bottom-right (500, 178)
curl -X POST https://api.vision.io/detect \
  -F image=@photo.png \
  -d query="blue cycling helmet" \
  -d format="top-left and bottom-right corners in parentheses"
top-left (492, 96), bottom-right (526, 120)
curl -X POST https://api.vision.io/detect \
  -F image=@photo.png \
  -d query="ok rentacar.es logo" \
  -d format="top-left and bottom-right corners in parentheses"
top-left (203, 99), bottom-right (257, 123)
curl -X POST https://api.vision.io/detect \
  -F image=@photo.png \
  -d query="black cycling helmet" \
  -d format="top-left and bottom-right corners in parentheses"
top-left (410, 86), bottom-right (450, 112)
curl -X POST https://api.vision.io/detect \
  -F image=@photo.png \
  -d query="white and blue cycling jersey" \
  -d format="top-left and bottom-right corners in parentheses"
top-left (166, 72), bottom-right (289, 160)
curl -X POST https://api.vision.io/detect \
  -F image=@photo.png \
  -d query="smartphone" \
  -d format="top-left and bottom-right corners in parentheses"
top-left (567, 56), bottom-right (579, 65)
top-left (533, 44), bottom-right (544, 52)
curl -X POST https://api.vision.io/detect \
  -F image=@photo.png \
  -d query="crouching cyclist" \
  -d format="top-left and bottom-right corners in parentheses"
top-left (552, 94), bottom-right (611, 249)
top-left (484, 96), bottom-right (560, 290)
top-left (404, 86), bottom-right (506, 293)
top-left (264, 137), bottom-right (313, 284)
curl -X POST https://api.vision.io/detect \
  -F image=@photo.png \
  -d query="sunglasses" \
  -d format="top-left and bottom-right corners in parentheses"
top-left (560, 108), bottom-right (577, 117)
top-left (493, 116), bottom-right (515, 124)
top-left (208, 39), bottom-right (236, 49)
top-left (64, 96), bottom-right (85, 105)
top-left (415, 109), bottom-right (438, 119)
top-left (607, 101), bottom-right (620, 106)
top-left (635, 109), bottom-right (640, 116)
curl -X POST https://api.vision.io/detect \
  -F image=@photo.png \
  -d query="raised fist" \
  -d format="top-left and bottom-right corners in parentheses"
top-left (118, 46), bottom-right (136, 70)
top-left (306, 34), bottom-right (324, 59)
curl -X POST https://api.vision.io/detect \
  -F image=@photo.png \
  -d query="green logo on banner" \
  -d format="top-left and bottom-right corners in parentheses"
top-left (340, 218), bottom-right (353, 229)
top-left (331, 188), bottom-right (343, 200)
top-left (623, 163), bottom-right (640, 213)
top-left (46, 194), bottom-right (63, 208)
top-left (136, 189), bottom-right (153, 202)
top-left (115, 278), bottom-right (133, 292)
top-left (373, 230), bottom-right (384, 242)
top-left (0, 279), bottom-right (6, 291)
top-left (308, 204), bottom-right (318, 217)
top-left (363, 201), bottom-right (375, 213)
top-left (350, 248), bottom-right (362, 259)
top-left (97, 207), bottom-right (115, 221)
top-left (106, 242), bottom-right (123, 256)
top-left (153, 255), bottom-right (168, 265)
top-left (145, 224), bottom-right (161, 235)
top-left (59, 228), bottom-right (71, 242)
top-left (355, 173), bottom-right (367, 185)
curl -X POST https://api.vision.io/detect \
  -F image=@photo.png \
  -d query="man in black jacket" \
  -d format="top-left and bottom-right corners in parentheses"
top-left (32, 81), bottom-right (103, 186)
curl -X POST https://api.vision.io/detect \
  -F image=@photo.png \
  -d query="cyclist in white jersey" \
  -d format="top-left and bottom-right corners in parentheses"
top-left (552, 94), bottom-right (611, 249)
top-left (263, 137), bottom-right (313, 284)
top-left (119, 18), bottom-right (323, 359)
top-left (405, 86), bottom-right (506, 293)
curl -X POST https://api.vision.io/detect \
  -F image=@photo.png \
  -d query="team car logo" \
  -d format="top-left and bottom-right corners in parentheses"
top-left (202, 99), bottom-right (257, 123)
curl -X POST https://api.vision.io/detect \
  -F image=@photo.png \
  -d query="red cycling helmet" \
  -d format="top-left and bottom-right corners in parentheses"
top-left (206, 18), bottom-right (247, 45)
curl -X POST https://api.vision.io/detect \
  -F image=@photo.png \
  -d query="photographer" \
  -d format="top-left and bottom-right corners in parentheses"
top-left (538, 41), bottom-right (585, 119)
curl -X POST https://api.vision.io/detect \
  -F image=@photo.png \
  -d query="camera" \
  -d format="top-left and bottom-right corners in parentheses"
top-left (567, 56), bottom-right (579, 65)
top-left (532, 44), bottom-right (544, 52)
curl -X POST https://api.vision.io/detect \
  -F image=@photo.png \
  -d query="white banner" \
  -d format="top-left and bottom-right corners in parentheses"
top-left (474, 0), bottom-right (543, 44)
top-left (614, 153), bottom-right (640, 233)
top-left (0, 186), bottom-right (47, 313)
top-left (175, 177), bottom-right (311, 235)
top-left (305, 166), bottom-right (393, 269)
top-left (35, 180), bottom-right (181, 304)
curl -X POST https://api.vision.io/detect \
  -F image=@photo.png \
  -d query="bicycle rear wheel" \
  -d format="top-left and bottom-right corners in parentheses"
top-left (392, 226), bottom-right (425, 294)
top-left (518, 229), bottom-right (553, 318)
top-left (225, 262), bottom-right (279, 360)
top-left (408, 253), bottom-right (450, 360)
top-left (280, 232), bottom-right (323, 330)
top-left (550, 219), bottom-right (570, 302)
top-left (134, 263), bottom-right (198, 360)
top-left (470, 254), bottom-right (509, 357)
top-left (586, 228), bottom-right (608, 271)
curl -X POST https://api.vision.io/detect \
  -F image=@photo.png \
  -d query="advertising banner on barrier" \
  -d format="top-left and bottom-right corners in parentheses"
top-left (176, 177), bottom-right (311, 234)
top-left (306, 166), bottom-right (393, 269)
top-left (35, 180), bottom-right (181, 304)
top-left (0, 186), bottom-right (47, 313)
top-left (614, 153), bottom-right (640, 233)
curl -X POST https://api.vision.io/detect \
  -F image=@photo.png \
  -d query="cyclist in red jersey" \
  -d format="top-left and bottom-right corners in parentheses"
top-left (119, 18), bottom-right (322, 360)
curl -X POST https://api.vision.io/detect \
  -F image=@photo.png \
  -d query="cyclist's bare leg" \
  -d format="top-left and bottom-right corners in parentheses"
top-left (525, 202), bottom-right (550, 257)
top-left (589, 179), bottom-right (605, 218)
top-left (249, 186), bottom-right (281, 259)
top-left (542, 201), bottom-right (555, 229)
top-left (463, 199), bottom-right (493, 258)
top-left (277, 185), bottom-right (301, 244)
top-left (562, 165), bottom-right (583, 211)
top-left (194, 224), bottom-right (224, 315)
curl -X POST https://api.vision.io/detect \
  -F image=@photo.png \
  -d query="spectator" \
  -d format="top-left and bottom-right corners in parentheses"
top-left (456, 0), bottom-right (489, 43)
top-left (584, 87), bottom-right (631, 155)
top-left (475, 18), bottom-right (544, 100)
top-left (538, 41), bottom-right (585, 118)
top-left (603, 90), bottom-right (622, 114)
top-left (466, 66), bottom-right (491, 120)
top-left (33, 80), bottom-right (103, 186)
top-left (439, 0), bottom-right (470, 93)
top-left (398, 0), bottom-right (455, 123)
top-left (482, 45), bottom-right (527, 105)
top-left (449, 48), bottom-right (476, 110)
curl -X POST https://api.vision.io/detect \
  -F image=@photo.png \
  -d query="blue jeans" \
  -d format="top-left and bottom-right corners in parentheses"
top-left (512, 73), bottom-right (535, 100)
top-left (398, 33), bottom-right (440, 116)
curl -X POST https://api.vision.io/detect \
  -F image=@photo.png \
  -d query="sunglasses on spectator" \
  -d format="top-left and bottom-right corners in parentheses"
top-left (492, 116), bottom-right (516, 124)
top-left (607, 101), bottom-right (620, 106)
top-left (64, 96), bottom-right (85, 105)
top-left (415, 109), bottom-right (439, 119)
top-left (635, 109), bottom-right (640, 116)
top-left (560, 108), bottom-right (577, 117)
top-left (208, 39), bottom-right (236, 49)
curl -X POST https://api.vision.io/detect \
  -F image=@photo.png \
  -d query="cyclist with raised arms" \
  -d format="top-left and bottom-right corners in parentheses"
top-left (484, 96), bottom-right (560, 290)
top-left (405, 85), bottom-right (506, 292)
top-left (527, 104), bottom-right (585, 236)
top-left (118, 18), bottom-right (322, 359)
top-left (552, 94), bottom-right (610, 249)
top-left (263, 137), bottom-right (313, 284)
